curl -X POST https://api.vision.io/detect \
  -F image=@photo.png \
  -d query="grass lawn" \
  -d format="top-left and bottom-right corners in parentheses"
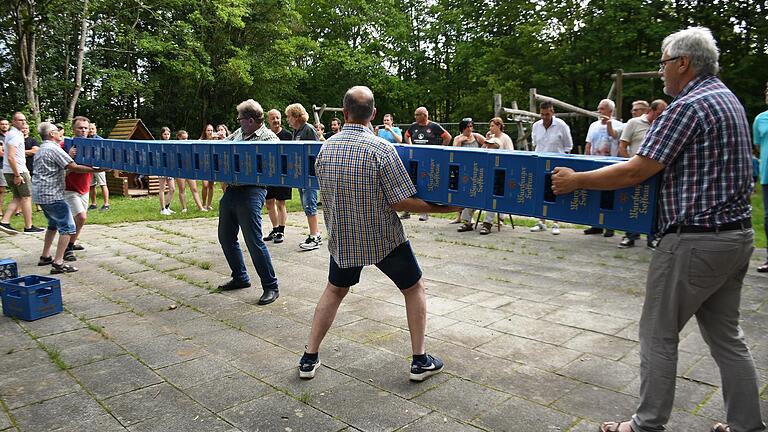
top-left (2, 182), bottom-right (766, 249)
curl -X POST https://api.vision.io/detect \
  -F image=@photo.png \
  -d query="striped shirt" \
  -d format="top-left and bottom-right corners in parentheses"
top-left (32, 140), bottom-right (74, 204)
top-left (317, 123), bottom-right (417, 268)
top-left (637, 74), bottom-right (753, 232)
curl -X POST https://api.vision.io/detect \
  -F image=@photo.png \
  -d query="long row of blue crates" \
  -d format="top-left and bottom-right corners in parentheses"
top-left (68, 137), bottom-right (659, 234)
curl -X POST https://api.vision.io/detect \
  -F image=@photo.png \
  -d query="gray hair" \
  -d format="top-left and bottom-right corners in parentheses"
top-left (38, 121), bottom-right (57, 140)
top-left (343, 86), bottom-right (375, 121)
top-left (661, 27), bottom-right (719, 76)
top-left (236, 99), bottom-right (264, 123)
top-left (599, 99), bottom-right (615, 113)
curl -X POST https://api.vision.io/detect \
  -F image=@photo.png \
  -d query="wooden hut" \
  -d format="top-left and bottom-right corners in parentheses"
top-left (105, 119), bottom-right (163, 197)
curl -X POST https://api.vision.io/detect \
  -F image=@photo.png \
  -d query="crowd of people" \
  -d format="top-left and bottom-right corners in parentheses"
top-left (1, 26), bottom-right (767, 432)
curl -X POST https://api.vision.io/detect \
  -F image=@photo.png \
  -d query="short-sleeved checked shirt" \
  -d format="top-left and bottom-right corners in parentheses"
top-left (637, 74), bottom-right (753, 232)
top-left (32, 140), bottom-right (74, 204)
top-left (317, 123), bottom-right (417, 268)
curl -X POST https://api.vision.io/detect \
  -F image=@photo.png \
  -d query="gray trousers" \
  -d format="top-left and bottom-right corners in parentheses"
top-left (631, 229), bottom-right (765, 432)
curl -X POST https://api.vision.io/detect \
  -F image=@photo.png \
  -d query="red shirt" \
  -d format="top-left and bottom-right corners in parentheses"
top-left (66, 172), bottom-right (92, 194)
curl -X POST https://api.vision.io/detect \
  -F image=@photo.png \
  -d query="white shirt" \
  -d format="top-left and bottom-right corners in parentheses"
top-left (532, 117), bottom-right (573, 153)
top-left (586, 119), bottom-right (624, 156)
top-left (2, 127), bottom-right (28, 174)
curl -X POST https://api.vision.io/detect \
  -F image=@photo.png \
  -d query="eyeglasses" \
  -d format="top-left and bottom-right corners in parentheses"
top-left (659, 56), bottom-right (681, 70)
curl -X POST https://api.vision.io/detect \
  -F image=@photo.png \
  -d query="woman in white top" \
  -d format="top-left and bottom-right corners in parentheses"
top-left (199, 124), bottom-right (217, 210)
top-left (158, 127), bottom-right (176, 215)
top-left (484, 117), bottom-right (514, 150)
top-left (457, 117), bottom-right (514, 234)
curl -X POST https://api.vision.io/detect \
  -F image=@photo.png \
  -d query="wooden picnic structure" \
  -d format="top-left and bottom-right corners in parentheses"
top-left (105, 119), bottom-right (164, 197)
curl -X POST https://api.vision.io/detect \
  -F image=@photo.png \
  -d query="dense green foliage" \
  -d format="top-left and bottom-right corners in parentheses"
top-left (1, 0), bottom-right (766, 140)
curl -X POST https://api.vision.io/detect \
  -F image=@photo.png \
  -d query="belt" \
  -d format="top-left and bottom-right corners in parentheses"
top-left (664, 219), bottom-right (752, 236)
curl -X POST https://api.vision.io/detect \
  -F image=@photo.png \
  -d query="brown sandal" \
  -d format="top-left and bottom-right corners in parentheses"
top-left (757, 262), bottom-right (768, 273)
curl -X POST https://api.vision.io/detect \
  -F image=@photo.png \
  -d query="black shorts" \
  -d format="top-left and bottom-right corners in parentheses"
top-left (265, 186), bottom-right (292, 201)
top-left (328, 241), bottom-right (422, 290)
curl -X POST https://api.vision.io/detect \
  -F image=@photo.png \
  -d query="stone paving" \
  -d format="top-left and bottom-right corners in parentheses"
top-left (0, 214), bottom-right (767, 431)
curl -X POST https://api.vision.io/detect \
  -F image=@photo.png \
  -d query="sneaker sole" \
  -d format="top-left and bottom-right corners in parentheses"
top-left (299, 243), bottom-right (321, 250)
top-left (299, 360), bottom-right (320, 379)
top-left (0, 226), bottom-right (19, 235)
top-left (409, 366), bottom-right (443, 382)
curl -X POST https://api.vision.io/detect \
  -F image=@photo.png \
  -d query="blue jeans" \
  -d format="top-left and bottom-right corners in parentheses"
top-left (40, 201), bottom-right (76, 235)
top-left (217, 186), bottom-right (278, 291)
top-left (298, 188), bottom-right (318, 216)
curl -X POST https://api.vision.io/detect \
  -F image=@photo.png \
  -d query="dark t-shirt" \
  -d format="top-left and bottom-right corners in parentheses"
top-left (275, 129), bottom-right (292, 141)
top-left (24, 136), bottom-right (40, 174)
top-left (406, 121), bottom-right (447, 146)
top-left (292, 123), bottom-right (318, 141)
top-left (323, 131), bottom-right (336, 140)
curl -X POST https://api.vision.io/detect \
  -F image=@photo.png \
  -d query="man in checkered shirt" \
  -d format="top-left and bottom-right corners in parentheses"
top-left (298, 86), bottom-right (459, 382)
top-left (552, 28), bottom-right (762, 432)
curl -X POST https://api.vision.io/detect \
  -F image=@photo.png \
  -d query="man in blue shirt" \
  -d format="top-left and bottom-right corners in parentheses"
top-left (375, 113), bottom-right (402, 143)
top-left (755, 82), bottom-right (768, 273)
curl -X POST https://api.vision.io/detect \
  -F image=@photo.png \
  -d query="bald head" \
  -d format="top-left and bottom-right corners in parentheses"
top-left (342, 86), bottom-right (376, 123)
top-left (414, 107), bottom-right (428, 125)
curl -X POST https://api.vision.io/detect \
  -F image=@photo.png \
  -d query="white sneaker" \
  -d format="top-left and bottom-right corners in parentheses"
top-left (551, 223), bottom-right (560, 235)
top-left (167, 208), bottom-right (176, 214)
top-left (160, 208), bottom-right (171, 215)
top-left (530, 222), bottom-right (546, 232)
top-left (181, 208), bottom-right (188, 213)
top-left (299, 235), bottom-right (322, 251)
top-left (418, 214), bottom-right (429, 221)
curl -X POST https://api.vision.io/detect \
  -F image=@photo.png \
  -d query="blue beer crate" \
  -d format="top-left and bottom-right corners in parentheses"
top-left (211, 143), bottom-right (233, 183)
top-left (173, 142), bottom-right (194, 179)
top-left (444, 147), bottom-right (490, 208)
top-left (107, 139), bottom-right (126, 171)
top-left (71, 137), bottom-right (91, 165)
top-left (191, 143), bottom-right (212, 181)
top-left (69, 137), bottom-right (94, 166)
top-left (277, 142), bottom-right (306, 188)
top-left (536, 154), bottom-right (603, 227)
top-left (94, 139), bottom-right (108, 168)
top-left (397, 144), bottom-right (449, 203)
top-left (254, 142), bottom-right (280, 186)
top-left (85, 139), bottom-right (101, 166)
top-left (159, 143), bottom-right (177, 177)
top-left (0, 275), bottom-right (63, 321)
top-left (485, 150), bottom-right (539, 217)
top-left (133, 142), bottom-right (148, 172)
top-left (122, 141), bottom-right (136, 172)
top-left (304, 141), bottom-right (323, 189)
top-left (231, 142), bottom-right (258, 185)
top-left (144, 143), bottom-right (160, 176)
top-left (590, 158), bottom-right (659, 234)
top-left (0, 259), bottom-right (18, 281)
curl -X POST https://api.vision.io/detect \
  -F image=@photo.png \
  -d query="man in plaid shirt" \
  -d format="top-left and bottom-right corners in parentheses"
top-left (298, 86), bottom-right (459, 382)
top-left (552, 28), bottom-right (762, 432)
